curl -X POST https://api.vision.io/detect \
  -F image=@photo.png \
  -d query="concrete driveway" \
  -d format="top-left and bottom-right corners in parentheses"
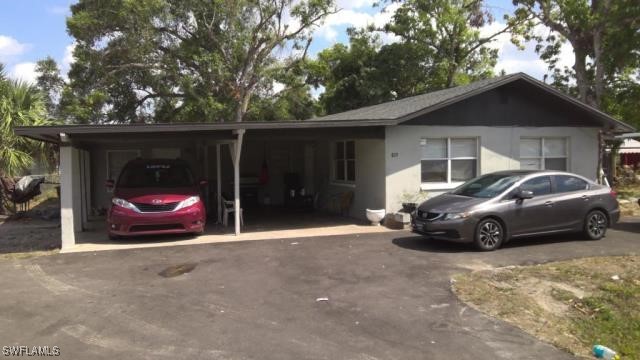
top-left (1, 219), bottom-right (638, 360)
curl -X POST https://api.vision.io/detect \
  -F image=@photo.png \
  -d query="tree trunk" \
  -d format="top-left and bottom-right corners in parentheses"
top-left (572, 46), bottom-right (591, 105)
top-left (233, 89), bottom-right (253, 123)
top-left (592, 0), bottom-right (610, 109)
top-left (593, 31), bottom-right (605, 109)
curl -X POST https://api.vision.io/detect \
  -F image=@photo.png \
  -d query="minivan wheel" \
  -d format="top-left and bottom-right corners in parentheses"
top-left (474, 218), bottom-right (504, 251)
top-left (584, 210), bottom-right (607, 240)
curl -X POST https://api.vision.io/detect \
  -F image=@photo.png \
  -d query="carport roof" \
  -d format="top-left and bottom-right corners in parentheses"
top-left (15, 72), bottom-right (634, 143)
top-left (14, 119), bottom-right (394, 143)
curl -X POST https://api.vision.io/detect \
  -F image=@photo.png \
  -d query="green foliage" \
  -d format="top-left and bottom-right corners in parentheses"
top-left (35, 57), bottom-right (65, 116)
top-left (508, 0), bottom-right (640, 118)
top-left (0, 65), bottom-right (55, 176)
top-left (573, 281), bottom-right (640, 358)
top-left (310, 0), bottom-right (501, 114)
top-left (64, 0), bottom-right (335, 123)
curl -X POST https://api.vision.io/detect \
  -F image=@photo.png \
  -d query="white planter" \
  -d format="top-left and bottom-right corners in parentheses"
top-left (366, 209), bottom-right (386, 226)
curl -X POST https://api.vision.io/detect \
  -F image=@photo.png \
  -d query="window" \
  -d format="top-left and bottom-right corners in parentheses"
top-left (555, 175), bottom-right (589, 193)
top-left (520, 176), bottom-right (552, 196)
top-left (107, 150), bottom-right (140, 181)
top-left (118, 163), bottom-right (195, 188)
top-left (520, 137), bottom-right (568, 171)
top-left (334, 140), bottom-right (355, 182)
top-left (421, 138), bottom-right (477, 183)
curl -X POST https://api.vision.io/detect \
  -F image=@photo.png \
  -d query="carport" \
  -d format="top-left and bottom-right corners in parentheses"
top-left (16, 120), bottom-right (390, 251)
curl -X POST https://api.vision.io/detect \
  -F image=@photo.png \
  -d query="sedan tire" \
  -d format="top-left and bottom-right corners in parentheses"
top-left (474, 218), bottom-right (504, 251)
top-left (583, 210), bottom-right (608, 240)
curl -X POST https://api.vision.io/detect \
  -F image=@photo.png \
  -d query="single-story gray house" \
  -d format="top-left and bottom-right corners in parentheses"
top-left (16, 73), bottom-right (634, 250)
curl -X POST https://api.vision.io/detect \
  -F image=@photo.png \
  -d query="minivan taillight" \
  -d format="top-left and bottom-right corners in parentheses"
top-left (610, 189), bottom-right (617, 198)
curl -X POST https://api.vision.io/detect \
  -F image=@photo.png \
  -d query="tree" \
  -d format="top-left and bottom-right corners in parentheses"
top-left (382, 0), bottom-right (512, 88)
top-left (245, 62), bottom-right (319, 121)
top-left (35, 57), bottom-right (65, 116)
top-left (308, 30), bottom-right (388, 114)
top-left (0, 64), bottom-right (54, 177)
top-left (508, 0), bottom-right (640, 108)
top-left (65, 0), bottom-right (335, 124)
top-left (309, 0), bottom-right (510, 115)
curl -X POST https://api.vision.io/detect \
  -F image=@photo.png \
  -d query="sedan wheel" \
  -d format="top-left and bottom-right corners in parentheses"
top-left (475, 219), bottom-right (504, 251)
top-left (584, 210), bottom-right (607, 240)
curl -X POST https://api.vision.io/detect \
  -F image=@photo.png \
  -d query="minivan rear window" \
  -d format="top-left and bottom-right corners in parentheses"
top-left (117, 163), bottom-right (195, 188)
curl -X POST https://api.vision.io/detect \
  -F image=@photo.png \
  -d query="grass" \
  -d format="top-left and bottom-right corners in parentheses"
top-left (615, 183), bottom-right (640, 199)
top-left (453, 256), bottom-right (640, 358)
top-left (573, 282), bottom-right (640, 357)
top-left (0, 249), bottom-right (59, 261)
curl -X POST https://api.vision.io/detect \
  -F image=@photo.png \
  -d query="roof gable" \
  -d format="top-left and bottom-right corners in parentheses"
top-left (310, 73), bottom-right (634, 132)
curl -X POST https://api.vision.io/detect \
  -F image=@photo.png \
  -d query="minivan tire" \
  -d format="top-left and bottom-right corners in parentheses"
top-left (583, 210), bottom-right (608, 240)
top-left (474, 218), bottom-right (504, 251)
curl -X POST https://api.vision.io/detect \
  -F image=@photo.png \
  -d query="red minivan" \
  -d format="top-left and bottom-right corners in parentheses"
top-left (107, 159), bottom-right (206, 239)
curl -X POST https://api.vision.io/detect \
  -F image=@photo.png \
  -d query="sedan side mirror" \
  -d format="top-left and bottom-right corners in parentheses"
top-left (517, 189), bottom-right (534, 200)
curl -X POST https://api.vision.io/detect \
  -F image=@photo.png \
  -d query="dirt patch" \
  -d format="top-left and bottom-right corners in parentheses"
top-left (619, 200), bottom-right (640, 217)
top-left (453, 256), bottom-right (640, 358)
top-left (158, 263), bottom-right (198, 278)
top-left (0, 217), bottom-right (60, 259)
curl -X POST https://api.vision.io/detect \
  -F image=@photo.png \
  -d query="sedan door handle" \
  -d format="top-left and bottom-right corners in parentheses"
top-left (544, 201), bottom-right (554, 206)
top-left (581, 195), bottom-right (589, 201)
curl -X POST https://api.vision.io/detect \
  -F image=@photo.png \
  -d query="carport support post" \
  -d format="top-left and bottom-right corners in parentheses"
top-left (216, 143), bottom-right (222, 224)
top-left (232, 129), bottom-right (245, 236)
top-left (59, 134), bottom-right (81, 250)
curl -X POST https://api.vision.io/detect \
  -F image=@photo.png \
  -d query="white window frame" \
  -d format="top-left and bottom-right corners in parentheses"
top-left (420, 137), bottom-right (479, 190)
top-left (106, 149), bottom-right (141, 181)
top-left (519, 137), bottom-right (569, 171)
top-left (332, 140), bottom-right (356, 185)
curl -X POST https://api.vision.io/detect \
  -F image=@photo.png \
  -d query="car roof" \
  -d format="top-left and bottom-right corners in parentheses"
top-left (489, 170), bottom-right (544, 176)
top-left (489, 169), bottom-right (594, 179)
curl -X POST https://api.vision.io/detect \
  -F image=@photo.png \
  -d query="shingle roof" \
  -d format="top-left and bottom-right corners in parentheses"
top-left (309, 73), bottom-right (519, 122)
top-left (307, 72), bottom-right (634, 133)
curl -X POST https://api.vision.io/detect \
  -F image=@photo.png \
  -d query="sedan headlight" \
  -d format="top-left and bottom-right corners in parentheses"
top-left (443, 212), bottom-right (471, 220)
top-left (174, 196), bottom-right (201, 211)
top-left (112, 197), bottom-right (140, 212)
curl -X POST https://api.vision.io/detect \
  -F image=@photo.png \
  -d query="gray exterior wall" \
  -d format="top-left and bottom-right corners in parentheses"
top-left (317, 138), bottom-right (386, 219)
top-left (384, 125), bottom-right (599, 213)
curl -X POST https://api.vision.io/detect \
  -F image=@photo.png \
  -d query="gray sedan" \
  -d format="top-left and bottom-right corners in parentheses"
top-left (411, 170), bottom-right (620, 251)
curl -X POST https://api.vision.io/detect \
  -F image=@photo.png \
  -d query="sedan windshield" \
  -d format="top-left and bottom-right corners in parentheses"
top-left (452, 174), bottom-right (522, 198)
top-left (117, 163), bottom-right (195, 188)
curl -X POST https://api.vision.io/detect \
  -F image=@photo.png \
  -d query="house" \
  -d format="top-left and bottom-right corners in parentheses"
top-left (618, 138), bottom-right (640, 167)
top-left (16, 73), bottom-right (634, 250)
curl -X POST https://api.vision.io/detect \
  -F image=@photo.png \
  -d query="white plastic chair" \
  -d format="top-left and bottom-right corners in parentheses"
top-left (222, 198), bottom-right (244, 227)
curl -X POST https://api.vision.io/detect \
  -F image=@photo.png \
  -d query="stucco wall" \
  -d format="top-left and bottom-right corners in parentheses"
top-left (384, 125), bottom-right (599, 213)
top-left (317, 138), bottom-right (386, 219)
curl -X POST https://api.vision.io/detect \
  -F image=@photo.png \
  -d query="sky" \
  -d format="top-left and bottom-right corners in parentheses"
top-left (0, 0), bottom-right (574, 86)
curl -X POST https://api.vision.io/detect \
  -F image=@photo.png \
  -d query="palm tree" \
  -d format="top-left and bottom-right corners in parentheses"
top-left (0, 64), bottom-right (54, 177)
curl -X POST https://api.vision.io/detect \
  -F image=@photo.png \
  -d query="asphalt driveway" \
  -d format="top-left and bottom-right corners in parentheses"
top-left (1, 219), bottom-right (638, 360)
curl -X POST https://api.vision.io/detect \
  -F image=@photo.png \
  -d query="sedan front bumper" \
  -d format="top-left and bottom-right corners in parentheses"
top-left (411, 216), bottom-right (476, 243)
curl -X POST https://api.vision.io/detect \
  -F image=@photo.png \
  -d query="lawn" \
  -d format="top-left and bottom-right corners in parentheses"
top-left (453, 256), bottom-right (640, 358)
